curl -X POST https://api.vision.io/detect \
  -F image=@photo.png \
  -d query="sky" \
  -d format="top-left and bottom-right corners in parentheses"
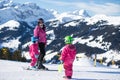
top-left (13, 0), bottom-right (120, 16)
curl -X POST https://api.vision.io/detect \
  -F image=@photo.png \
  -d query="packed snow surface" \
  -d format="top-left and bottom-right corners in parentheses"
top-left (0, 57), bottom-right (120, 80)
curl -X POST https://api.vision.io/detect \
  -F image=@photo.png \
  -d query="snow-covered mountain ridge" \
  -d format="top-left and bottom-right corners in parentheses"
top-left (86, 14), bottom-right (120, 26)
top-left (0, 0), bottom-right (120, 26)
top-left (0, 0), bottom-right (55, 26)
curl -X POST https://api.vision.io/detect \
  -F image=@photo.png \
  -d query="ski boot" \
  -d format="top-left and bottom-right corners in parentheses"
top-left (63, 76), bottom-right (72, 79)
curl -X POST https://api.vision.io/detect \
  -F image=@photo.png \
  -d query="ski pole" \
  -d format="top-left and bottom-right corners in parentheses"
top-left (58, 61), bottom-right (63, 73)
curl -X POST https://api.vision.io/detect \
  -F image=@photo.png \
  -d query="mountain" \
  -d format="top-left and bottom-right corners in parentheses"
top-left (0, 20), bottom-right (33, 50)
top-left (0, 0), bottom-right (55, 26)
top-left (46, 19), bottom-right (120, 54)
top-left (0, 1), bottom-right (120, 58)
top-left (86, 14), bottom-right (120, 26)
top-left (50, 9), bottom-right (90, 23)
top-left (71, 9), bottom-right (90, 17)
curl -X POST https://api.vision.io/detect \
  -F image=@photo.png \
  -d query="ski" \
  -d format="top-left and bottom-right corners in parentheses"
top-left (22, 66), bottom-right (50, 71)
top-left (22, 66), bottom-right (38, 71)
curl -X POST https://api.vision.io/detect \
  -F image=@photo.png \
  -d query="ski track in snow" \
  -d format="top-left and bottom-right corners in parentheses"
top-left (0, 58), bottom-right (120, 80)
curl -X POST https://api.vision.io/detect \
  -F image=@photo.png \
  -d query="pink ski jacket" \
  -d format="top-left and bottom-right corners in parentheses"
top-left (60, 44), bottom-right (76, 64)
top-left (34, 25), bottom-right (47, 44)
top-left (29, 43), bottom-right (40, 57)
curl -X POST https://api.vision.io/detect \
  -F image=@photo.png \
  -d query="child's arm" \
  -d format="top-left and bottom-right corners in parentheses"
top-left (29, 45), bottom-right (34, 57)
top-left (60, 47), bottom-right (67, 62)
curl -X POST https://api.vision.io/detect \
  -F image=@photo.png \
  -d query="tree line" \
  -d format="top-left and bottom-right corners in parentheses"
top-left (0, 47), bottom-right (27, 62)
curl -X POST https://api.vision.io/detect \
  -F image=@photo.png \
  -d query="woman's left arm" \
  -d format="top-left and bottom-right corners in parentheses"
top-left (34, 27), bottom-right (39, 38)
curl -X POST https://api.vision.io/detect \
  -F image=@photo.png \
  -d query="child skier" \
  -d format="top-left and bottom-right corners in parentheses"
top-left (28, 36), bottom-right (40, 70)
top-left (60, 36), bottom-right (76, 79)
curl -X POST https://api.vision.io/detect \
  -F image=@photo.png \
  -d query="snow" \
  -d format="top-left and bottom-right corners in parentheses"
top-left (46, 30), bottom-right (55, 45)
top-left (56, 12), bottom-right (84, 23)
top-left (0, 20), bottom-right (20, 31)
top-left (85, 14), bottom-right (120, 26)
top-left (72, 9), bottom-right (90, 17)
top-left (0, 0), bottom-right (55, 25)
top-left (0, 55), bottom-right (120, 80)
top-left (45, 52), bottom-right (58, 61)
top-left (22, 41), bottom-right (31, 49)
top-left (96, 50), bottom-right (120, 62)
top-left (73, 36), bottom-right (111, 51)
top-left (64, 21), bottom-right (79, 27)
top-left (0, 2), bottom-right (120, 79)
top-left (52, 10), bottom-right (120, 26)
top-left (48, 20), bottom-right (60, 27)
top-left (22, 51), bottom-right (31, 59)
top-left (1, 37), bottom-right (21, 50)
top-left (0, 0), bottom-right (120, 26)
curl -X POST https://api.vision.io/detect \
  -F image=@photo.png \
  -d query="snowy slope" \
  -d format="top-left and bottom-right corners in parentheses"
top-left (0, 20), bottom-right (21, 49)
top-left (0, 20), bottom-right (20, 31)
top-left (0, 56), bottom-right (120, 80)
top-left (85, 14), bottom-right (120, 26)
top-left (93, 50), bottom-right (120, 68)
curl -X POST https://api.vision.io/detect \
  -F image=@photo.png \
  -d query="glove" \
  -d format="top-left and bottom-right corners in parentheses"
top-left (35, 54), bottom-right (39, 58)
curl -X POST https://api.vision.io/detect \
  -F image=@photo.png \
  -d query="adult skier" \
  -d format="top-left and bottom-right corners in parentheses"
top-left (34, 18), bottom-right (48, 70)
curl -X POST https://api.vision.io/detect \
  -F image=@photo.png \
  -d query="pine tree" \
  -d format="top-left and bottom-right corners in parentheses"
top-left (12, 50), bottom-right (22, 61)
top-left (1, 48), bottom-right (11, 60)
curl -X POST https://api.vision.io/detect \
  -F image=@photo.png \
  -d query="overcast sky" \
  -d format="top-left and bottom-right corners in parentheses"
top-left (13, 0), bottom-right (120, 16)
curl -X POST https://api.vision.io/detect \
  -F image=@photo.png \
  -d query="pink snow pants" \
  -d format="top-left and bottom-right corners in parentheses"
top-left (63, 63), bottom-right (73, 77)
top-left (30, 55), bottom-right (37, 66)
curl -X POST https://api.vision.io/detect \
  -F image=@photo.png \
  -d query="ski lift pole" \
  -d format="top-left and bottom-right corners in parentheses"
top-left (111, 56), bottom-right (115, 65)
top-left (100, 59), bottom-right (103, 64)
top-left (94, 53), bottom-right (97, 67)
